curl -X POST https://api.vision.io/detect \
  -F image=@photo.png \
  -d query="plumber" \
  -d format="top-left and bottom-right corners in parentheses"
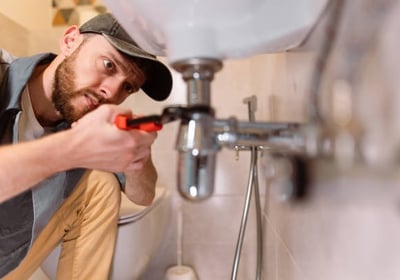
top-left (0, 13), bottom-right (172, 279)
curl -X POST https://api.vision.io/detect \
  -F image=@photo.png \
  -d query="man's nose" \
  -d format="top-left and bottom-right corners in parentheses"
top-left (99, 78), bottom-right (124, 103)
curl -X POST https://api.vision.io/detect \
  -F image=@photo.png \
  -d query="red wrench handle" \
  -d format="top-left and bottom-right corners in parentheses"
top-left (114, 115), bottom-right (163, 132)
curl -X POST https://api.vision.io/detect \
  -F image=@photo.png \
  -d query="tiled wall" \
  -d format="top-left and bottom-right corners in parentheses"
top-left (259, 2), bottom-right (400, 280)
top-left (263, 161), bottom-right (400, 280)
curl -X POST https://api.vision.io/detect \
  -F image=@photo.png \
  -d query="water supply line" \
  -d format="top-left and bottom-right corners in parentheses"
top-left (231, 96), bottom-right (263, 280)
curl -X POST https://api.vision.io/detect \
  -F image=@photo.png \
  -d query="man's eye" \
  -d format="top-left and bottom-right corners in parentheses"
top-left (123, 83), bottom-right (136, 94)
top-left (103, 59), bottom-right (114, 71)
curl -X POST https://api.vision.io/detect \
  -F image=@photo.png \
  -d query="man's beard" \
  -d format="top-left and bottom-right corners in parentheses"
top-left (52, 49), bottom-right (103, 124)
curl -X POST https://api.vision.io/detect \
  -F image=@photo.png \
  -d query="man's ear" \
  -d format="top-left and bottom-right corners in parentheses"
top-left (59, 25), bottom-right (83, 56)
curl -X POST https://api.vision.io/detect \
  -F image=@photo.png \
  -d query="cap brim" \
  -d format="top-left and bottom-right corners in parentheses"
top-left (103, 34), bottom-right (172, 101)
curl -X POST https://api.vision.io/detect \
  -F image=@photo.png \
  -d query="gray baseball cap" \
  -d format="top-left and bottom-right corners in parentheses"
top-left (79, 13), bottom-right (172, 101)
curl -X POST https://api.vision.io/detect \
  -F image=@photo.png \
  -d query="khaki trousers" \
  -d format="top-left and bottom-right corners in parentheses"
top-left (4, 170), bottom-right (121, 280)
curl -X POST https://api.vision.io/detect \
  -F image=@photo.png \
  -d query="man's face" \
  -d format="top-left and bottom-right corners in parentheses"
top-left (53, 35), bottom-right (147, 123)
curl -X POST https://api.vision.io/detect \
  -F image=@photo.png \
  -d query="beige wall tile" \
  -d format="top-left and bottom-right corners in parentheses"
top-left (264, 161), bottom-right (400, 280)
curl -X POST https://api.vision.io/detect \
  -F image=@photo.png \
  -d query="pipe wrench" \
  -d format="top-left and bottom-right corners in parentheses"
top-left (114, 106), bottom-right (185, 132)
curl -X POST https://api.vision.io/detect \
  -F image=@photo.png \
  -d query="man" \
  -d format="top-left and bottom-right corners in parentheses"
top-left (0, 13), bottom-right (172, 279)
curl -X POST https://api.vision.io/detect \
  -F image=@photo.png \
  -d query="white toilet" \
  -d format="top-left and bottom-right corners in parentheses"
top-left (41, 186), bottom-right (171, 280)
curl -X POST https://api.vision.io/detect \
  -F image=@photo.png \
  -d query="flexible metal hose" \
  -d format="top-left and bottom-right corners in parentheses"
top-left (231, 96), bottom-right (264, 279)
top-left (231, 146), bottom-right (263, 280)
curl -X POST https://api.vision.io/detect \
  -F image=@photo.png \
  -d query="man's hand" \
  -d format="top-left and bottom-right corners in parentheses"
top-left (70, 104), bottom-right (159, 206)
top-left (68, 104), bottom-right (158, 173)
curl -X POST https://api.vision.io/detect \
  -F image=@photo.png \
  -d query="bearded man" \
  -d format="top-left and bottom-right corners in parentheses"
top-left (0, 13), bottom-right (172, 279)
